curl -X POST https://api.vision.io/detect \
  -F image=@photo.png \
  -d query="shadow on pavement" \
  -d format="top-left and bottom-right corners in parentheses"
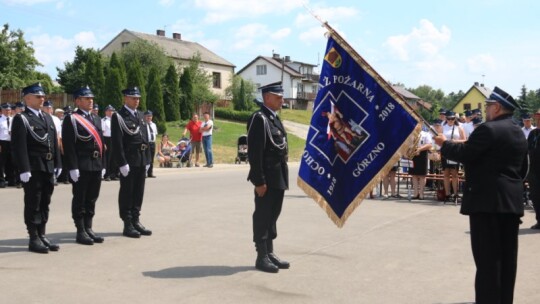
top-left (142, 265), bottom-right (253, 279)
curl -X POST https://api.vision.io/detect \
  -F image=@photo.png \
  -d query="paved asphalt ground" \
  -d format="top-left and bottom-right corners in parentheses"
top-left (1, 163), bottom-right (539, 304)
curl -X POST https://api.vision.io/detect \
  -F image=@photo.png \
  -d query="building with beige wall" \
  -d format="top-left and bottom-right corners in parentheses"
top-left (100, 29), bottom-right (235, 101)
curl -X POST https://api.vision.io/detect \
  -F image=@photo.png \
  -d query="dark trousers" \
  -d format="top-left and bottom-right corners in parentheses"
top-left (469, 213), bottom-right (520, 304)
top-left (147, 142), bottom-right (155, 176)
top-left (253, 188), bottom-right (284, 243)
top-left (23, 171), bottom-right (55, 228)
top-left (57, 153), bottom-right (69, 182)
top-left (527, 172), bottom-right (540, 222)
top-left (118, 165), bottom-right (146, 221)
top-left (103, 137), bottom-right (114, 178)
top-left (71, 171), bottom-right (102, 220)
top-left (0, 140), bottom-right (15, 184)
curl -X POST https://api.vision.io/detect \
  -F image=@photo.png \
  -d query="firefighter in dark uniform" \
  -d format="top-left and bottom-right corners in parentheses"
top-left (434, 86), bottom-right (528, 304)
top-left (62, 86), bottom-right (105, 245)
top-left (247, 81), bottom-right (290, 273)
top-left (11, 83), bottom-right (62, 254)
top-left (111, 87), bottom-right (152, 238)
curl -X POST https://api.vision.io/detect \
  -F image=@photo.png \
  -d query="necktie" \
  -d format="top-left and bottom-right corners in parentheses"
top-left (6, 117), bottom-right (10, 128)
top-left (38, 112), bottom-right (44, 121)
top-left (150, 128), bottom-right (155, 141)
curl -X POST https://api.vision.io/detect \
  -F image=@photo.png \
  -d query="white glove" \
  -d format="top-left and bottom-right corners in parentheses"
top-left (70, 169), bottom-right (80, 183)
top-left (20, 172), bottom-right (32, 183)
top-left (55, 168), bottom-right (62, 178)
top-left (102, 168), bottom-right (106, 178)
top-left (120, 164), bottom-right (130, 177)
top-left (145, 164), bottom-right (150, 174)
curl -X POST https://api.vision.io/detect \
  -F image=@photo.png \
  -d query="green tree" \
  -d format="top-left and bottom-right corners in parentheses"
top-left (146, 67), bottom-right (166, 133)
top-left (109, 52), bottom-right (127, 87)
top-left (102, 68), bottom-right (124, 111)
top-left (227, 75), bottom-right (256, 111)
top-left (83, 50), bottom-right (106, 108)
top-left (120, 39), bottom-right (171, 80)
top-left (184, 53), bottom-right (219, 106)
top-left (162, 64), bottom-right (180, 121)
top-left (179, 68), bottom-right (194, 120)
top-left (0, 23), bottom-right (42, 89)
top-left (57, 46), bottom-right (105, 95)
top-left (126, 58), bottom-right (147, 111)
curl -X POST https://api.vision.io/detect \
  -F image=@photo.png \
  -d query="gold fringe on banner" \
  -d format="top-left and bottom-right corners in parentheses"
top-left (297, 22), bottom-right (422, 228)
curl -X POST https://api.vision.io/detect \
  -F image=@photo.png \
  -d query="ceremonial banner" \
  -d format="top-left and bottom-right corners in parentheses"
top-left (298, 26), bottom-right (421, 227)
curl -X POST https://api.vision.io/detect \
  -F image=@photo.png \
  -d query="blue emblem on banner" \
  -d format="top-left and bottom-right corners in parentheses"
top-left (298, 34), bottom-right (420, 227)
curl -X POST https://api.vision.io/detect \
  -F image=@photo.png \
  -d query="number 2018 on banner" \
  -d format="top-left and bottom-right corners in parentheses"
top-left (379, 103), bottom-right (395, 121)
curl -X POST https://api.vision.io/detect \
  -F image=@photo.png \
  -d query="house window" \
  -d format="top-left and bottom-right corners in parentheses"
top-left (212, 72), bottom-right (221, 89)
top-left (256, 65), bottom-right (267, 75)
top-left (463, 103), bottom-right (471, 110)
top-left (477, 103), bottom-right (482, 110)
top-left (297, 83), bottom-right (304, 92)
top-left (121, 42), bottom-right (130, 48)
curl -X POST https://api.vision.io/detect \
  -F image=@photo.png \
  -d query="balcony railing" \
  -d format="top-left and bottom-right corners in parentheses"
top-left (302, 74), bottom-right (320, 82)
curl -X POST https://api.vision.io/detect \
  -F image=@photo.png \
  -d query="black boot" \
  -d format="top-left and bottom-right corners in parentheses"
top-left (84, 217), bottom-right (104, 243)
top-left (255, 242), bottom-right (279, 273)
top-left (75, 219), bottom-right (94, 245)
top-left (28, 225), bottom-right (49, 254)
top-left (266, 239), bottom-right (290, 269)
top-left (38, 223), bottom-right (60, 251)
top-left (123, 220), bottom-right (141, 238)
top-left (132, 219), bottom-right (152, 236)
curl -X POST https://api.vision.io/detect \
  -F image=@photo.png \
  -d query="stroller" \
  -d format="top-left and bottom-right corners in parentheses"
top-left (235, 134), bottom-right (248, 164)
top-left (175, 138), bottom-right (192, 168)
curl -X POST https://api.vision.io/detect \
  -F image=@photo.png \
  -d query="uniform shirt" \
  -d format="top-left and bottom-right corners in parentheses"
top-left (102, 116), bottom-right (112, 137)
top-left (442, 123), bottom-right (462, 141)
top-left (0, 115), bottom-right (11, 141)
top-left (462, 122), bottom-right (474, 138)
top-left (147, 121), bottom-right (157, 142)
top-left (522, 125), bottom-right (536, 140)
top-left (202, 119), bottom-right (213, 136)
top-left (51, 115), bottom-right (62, 138)
top-left (418, 130), bottom-right (433, 147)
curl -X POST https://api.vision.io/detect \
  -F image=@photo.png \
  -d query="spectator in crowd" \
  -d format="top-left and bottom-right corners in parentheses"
top-left (434, 86), bottom-right (528, 304)
top-left (182, 113), bottom-right (203, 167)
top-left (472, 117), bottom-right (483, 130)
top-left (14, 101), bottom-right (25, 114)
top-left (462, 110), bottom-right (475, 138)
top-left (381, 164), bottom-right (398, 199)
top-left (101, 105), bottom-right (116, 181)
top-left (521, 113), bottom-right (535, 139)
top-left (42, 101), bottom-right (63, 185)
top-left (92, 103), bottom-right (99, 117)
top-left (156, 134), bottom-right (175, 166)
top-left (0, 103), bottom-right (15, 188)
top-left (201, 112), bottom-right (214, 168)
top-left (409, 126), bottom-right (433, 200)
top-left (441, 111), bottom-right (466, 201)
top-left (145, 111), bottom-right (157, 178)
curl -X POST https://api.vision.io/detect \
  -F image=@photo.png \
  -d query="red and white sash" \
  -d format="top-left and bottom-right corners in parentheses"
top-left (72, 113), bottom-right (103, 155)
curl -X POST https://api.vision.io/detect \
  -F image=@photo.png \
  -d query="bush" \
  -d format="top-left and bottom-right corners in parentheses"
top-left (215, 108), bottom-right (253, 122)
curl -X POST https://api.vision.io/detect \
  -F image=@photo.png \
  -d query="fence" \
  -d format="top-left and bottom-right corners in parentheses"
top-left (0, 89), bottom-right (74, 109)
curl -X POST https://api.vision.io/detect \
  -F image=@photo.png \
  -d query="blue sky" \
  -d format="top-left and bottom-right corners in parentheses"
top-left (1, 0), bottom-right (539, 97)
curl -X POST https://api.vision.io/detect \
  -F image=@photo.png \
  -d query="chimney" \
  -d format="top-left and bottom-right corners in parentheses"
top-left (284, 56), bottom-right (291, 62)
top-left (480, 83), bottom-right (484, 87)
top-left (272, 53), bottom-right (280, 60)
top-left (156, 29), bottom-right (165, 36)
top-left (172, 33), bottom-right (181, 40)
top-left (474, 81), bottom-right (479, 86)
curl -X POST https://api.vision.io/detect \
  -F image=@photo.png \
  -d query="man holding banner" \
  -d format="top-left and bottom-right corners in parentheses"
top-left (62, 86), bottom-right (105, 245)
top-left (247, 81), bottom-right (290, 273)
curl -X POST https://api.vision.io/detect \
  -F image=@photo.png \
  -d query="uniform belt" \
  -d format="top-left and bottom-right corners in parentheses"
top-left (30, 152), bottom-right (53, 160)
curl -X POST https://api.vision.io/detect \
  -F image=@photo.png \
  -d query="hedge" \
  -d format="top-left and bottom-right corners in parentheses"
top-left (215, 108), bottom-right (253, 122)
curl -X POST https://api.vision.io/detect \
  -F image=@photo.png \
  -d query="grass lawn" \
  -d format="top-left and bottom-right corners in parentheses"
top-left (163, 119), bottom-right (306, 164)
top-left (279, 108), bottom-right (313, 125)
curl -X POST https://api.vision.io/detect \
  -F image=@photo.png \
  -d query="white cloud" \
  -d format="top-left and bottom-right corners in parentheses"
top-left (467, 54), bottom-right (496, 73)
top-left (194, 0), bottom-right (305, 23)
top-left (385, 19), bottom-right (451, 62)
top-left (235, 23), bottom-right (269, 39)
top-left (159, 0), bottom-right (174, 7)
top-left (299, 26), bottom-right (326, 45)
top-left (271, 28), bottom-right (291, 40)
top-left (295, 6), bottom-right (360, 27)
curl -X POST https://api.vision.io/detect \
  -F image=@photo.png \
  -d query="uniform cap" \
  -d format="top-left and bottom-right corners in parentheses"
top-left (445, 110), bottom-right (456, 118)
top-left (74, 86), bottom-right (94, 99)
top-left (105, 105), bottom-right (115, 111)
top-left (144, 110), bottom-right (153, 116)
top-left (43, 100), bottom-right (53, 107)
top-left (122, 87), bottom-right (141, 97)
top-left (1, 103), bottom-right (12, 109)
top-left (486, 86), bottom-right (520, 110)
top-left (259, 81), bottom-right (284, 96)
top-left (22, 83), bottom-right (46, 96)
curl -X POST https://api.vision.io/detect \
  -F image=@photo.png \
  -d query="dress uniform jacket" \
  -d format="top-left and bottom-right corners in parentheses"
top-left (441, 114), bottom-right (528, 216)
top-left (62, 109), bottom-right (103, 172)
top-left (247, 106), bottom-right (288, 190)
top-left (11, 108), bottom-right (61, 174)
top-left (111, 106), bottom-right (151, 168)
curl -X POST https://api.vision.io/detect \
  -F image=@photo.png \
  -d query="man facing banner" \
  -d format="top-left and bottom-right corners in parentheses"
top-left (247, 81), bottom-right (290, 273)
